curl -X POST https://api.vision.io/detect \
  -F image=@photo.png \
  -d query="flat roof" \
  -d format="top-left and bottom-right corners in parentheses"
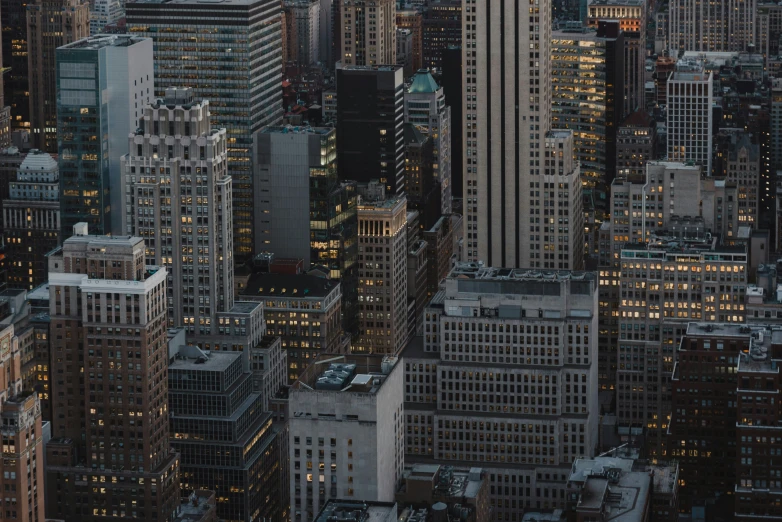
top-left (169, 351), bottom-right (239, 373)
top-left (242, 272), bottom-right (339, 299)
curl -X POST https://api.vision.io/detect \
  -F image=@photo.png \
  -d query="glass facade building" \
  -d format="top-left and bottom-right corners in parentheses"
top-left (127, 0), bottom-right (283, 260)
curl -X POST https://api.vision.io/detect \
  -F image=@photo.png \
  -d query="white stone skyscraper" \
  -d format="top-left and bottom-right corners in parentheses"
top-left (463, 0), bottom-right (580, 269)
top-left (669, 0), bottom-right (757, 53)
top-left (121, 87), bottom-right (236, 339)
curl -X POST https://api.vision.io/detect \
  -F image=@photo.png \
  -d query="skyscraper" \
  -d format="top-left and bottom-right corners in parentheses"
top-left (89, 0), bottom-right (124, 35)
top-left (396, 8), bottom-right (423, 72)
top-left (464, 0), bottom-right (582, 269)
top-left (126, 0), bottom-right (284, 260)
top-left (587, 0), bottom-right (646, 118)
top-left (421, 0), bottom-right (462, 72)
top-left (285, 0), bottom-right (320, 65)
top-left (44, 223), bottom-right (180, 522)
top-left (337, 65), bottom-right (405, 196)
top-left (56, 35), bottom-right (154, 237)
top-left (666, 58), bottom-right (714, 174)
top-left (122, 87), bottom-right (234, 337)
top-left (2, 0), bottom-right (30, 135)
top-left (669, 0), bottom-right (757, 54)
top-left (405, 69), bottom-right (452, 215)
top-left (404, 264), bottom-right (599, 514)
top-left (3, 149), bottom-right (60, 289)
top-left (26, 0), bottom-right (90, 152)
top-left (340, 0), bottom-right (396, 66)
top-left (0, 2), bottom-right (11, 148)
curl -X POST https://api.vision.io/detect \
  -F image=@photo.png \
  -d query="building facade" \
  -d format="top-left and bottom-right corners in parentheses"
top-left (616, 111), bottom-right (657, 181)
top-left (340, 0), bottom-right (396, 66)
top-left (336, 66), bottom-right (405, 196)
top-left (3, 149), bottom-right (60, 289)
top-left (669, 0), bottom-right (757, 54)
top-left (56, 35), bottom-right (154, 237)
top-left (396, 9), bottom-right (422, 72)
top-left (405, 264), bottom-right (599, 517)
top-left (666, 60), bottom-right (714, 175)
top-left (288, 355), bottom-right (404, 522)
top-left (90, 0), bottom-right (123, 35)
top-left (355, 196), bottom-right (409, 355)
top-left (127, 0), bottom-right (284, 260)
top-left (44, 224), bottom-right (181, 521)
top-left (122, 87), bottom-right (234, 337)
top-left (26, 0), bottom-right (90, 152)
top-left (405, 69), bottom-right (452, 215)
top-left (421, 0), bottom-right (462, 72)
top-left (285, 0), bottom-right (320, 65)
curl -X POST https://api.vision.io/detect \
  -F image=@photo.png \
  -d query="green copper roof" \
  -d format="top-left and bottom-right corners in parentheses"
top-left (408, 69), bottom-right (440, 93)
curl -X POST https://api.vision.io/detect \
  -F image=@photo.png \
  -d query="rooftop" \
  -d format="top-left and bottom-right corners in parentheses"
top-left (169, 347), bottom-right (239, 373)
top-left (314, 500), bottom-right (397, 522)
top-left (408, 69), bottom-right (440, 94)
top-left (241, 272), bottom-right (339, 299)
top-left (569, 458), bottom-right (651, 521)
top-left (259, 125), bottom-right (333, 135)
top-left (173, 491), bottom-right (215, 522)
top-left (449, 262), bottom-right (595, 282)
top-left (59, 35), bottom-right (150, 51)
top-left (621, 110), bottom-right (654, 128)
top-left (292, 354), bottom-right (399, 394)
top-left (19, 150), bottom-right (57, 172)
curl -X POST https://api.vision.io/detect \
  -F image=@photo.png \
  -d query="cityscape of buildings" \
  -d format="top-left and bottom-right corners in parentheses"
top-left (0, 0), bottom-right (781, 521)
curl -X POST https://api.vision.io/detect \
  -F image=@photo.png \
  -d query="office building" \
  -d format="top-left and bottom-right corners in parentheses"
top-left (404, 264), bottom-right (599, 516)
top-left (26, 0), bottom-right (90, 152)
top-left (168, 340), bottom-right (284, 522)
top-left (551, 22), bottom-right (624, 256)
top-left (421, 0), bottom-right (461, 72)
top-left (2, 0), bottom-right (30, 135)
top-left (254, 126), bottom-right (336, 265)
top-left (3, 149), bottom-right (60, 289)
top-left (617, 236), bottom-right (748, 457)
top-left (122, 87), bottom-right (235, 338)
top-left (354, 195), bottom-right (409, 355)
top-left (395, 465), bottom-right (490, 522)
top-left (396, 9), bottom-right (422, 72)
top-left (285, 0), bottom-right (320, 65)
top-left (423, 215), bottom-right (455, 299)
top-left (440, 47), bottom-right (462, 199)
top-left (666, 59), bottom-right (714, 175)
top-left (127, 0), bottom-right (284, 260)
top-left (464, 0), bottom-right (583, 269)
top-left (0, 318), bottom-right (46, 522)
top-left (713, 131), bottom-right (760, 228)
top-left (337, 66), bottom-right (405, 196)
top-left (241, 271), bottom-right (344, 383)
top-left (0, 2), bottom-right (10, 148)
top-left (587, 0), bottom-right (647, 118)
top-left (90, 0), bottom-right (123, 35)
top-left (405, 69), bottom-right (452, 215)
top-left (289, 356), bottom-right (403, 521)
top-left (669, 0), bottom-right (757, 54)
top-left (616, 111), bottom-right (657, 181)
top-left (56, 35), bottom-right (154, 237)
top-left (397, 29), bottom-right (415, 78)
top-left (734, 327), bottom-right (782, 521)
top-left (404, 124), bottom-right (440, 228)
top-left (44, 224), bottom-right (180, 522)
top-left (318, 0), bottom-right (335, 66)
top-left (340, 0), bottom-right (396, 66)
top-left (406, 215), bottom-right (428, 339)
top-left (770, 79), bottom-right (782, 174)
top-left (757, 2), bottom-right (782, 58)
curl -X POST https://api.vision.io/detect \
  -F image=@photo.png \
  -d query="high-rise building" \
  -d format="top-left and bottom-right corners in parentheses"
top-left (122, 87), bottom-right (235, 340)
top-left (587, 0), bottom-right (647, 118)
top-left (396, 9), bottom-right (422, 72)
top-left (285, 0), bottom-right (320, 65)
top-left (421, 0), bottom-right (461, 72)
top-left (241, 271), bottom-right (344, 383)
top-left (168, 339), bottom-right (285, 522)
top-left (713, 130), bottom-right (761, 229)
top-left (26, 0), bottom-right (90, 152)
top-left (0, 2), bottom-right (11, 148)
top-left (617, 236), bottom-right (748, 457)
top-left (56, 35), bottom-right (154, 237)
top-left (127, 0), bottom-right (284, 261)
top-left (616, 111), bottom-right (657, 181)
top-left (403, 124), bottom-right (440, 228)
top-left (340, 0), bottom-right (396, 66)
top-left (3, 149), bottom-right (60, 289)
top-left (440, 46), bottom-right (462, 199)
top-left (756, 2), bottom-right (782, 58)
top-left (354, 194), bottom-right (409, 355)
top-left (337, 65), bottom-right (405, 196)
top-left (404, 264), bottom-right (599, 515)
top-left (551, 22), bottom-right (624, 257)
top-left (464, 0), bottom-right (584, 269)
top-left (44, 223), bottom-right (180, 522)
top-left (288, 355), bottom-right (404, 522)
top-left (318, 0), bottom-right (335, 66)
top-left (669, 0), bottom-right (757, 54)
top-left (90, 0), bottom-right (123, 35)
top-left (770, 79), bottom-right (782, 173)
top-left (666, 59), bottom-right (714, 175)
top-left (0, 319), bottom-right (46, 522)
top-left (405, 69), bottom-right (452, 215)
top-left (2, 0), bottom-right (30, 135)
